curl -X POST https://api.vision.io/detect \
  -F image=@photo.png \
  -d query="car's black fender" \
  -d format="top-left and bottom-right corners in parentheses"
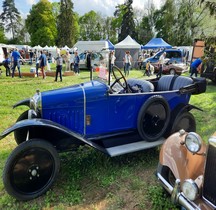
top-left (0, 118), bottom-right (107, 154)
top-left (13, 98), bottom-right (31, 109)
top-left (165, 103), bottom-right (203, 137)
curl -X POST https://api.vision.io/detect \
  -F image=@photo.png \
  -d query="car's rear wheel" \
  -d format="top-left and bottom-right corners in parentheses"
top-left (3, 139), bottom-right (60, 201)
top-left (14, 110), bottom-right (29, 145)
top-left (137, 95), bottom-right (170, 142)
top-left (169, 69), bottom-right (176, 75)
top-left (171, 112), bottom-right (196, 133)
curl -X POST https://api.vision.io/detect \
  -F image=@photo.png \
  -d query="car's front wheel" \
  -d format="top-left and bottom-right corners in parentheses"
top-left (3, 139), bottom-right (60, 201)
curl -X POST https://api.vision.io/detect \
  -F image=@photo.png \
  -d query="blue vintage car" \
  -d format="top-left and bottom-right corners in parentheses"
top-left (0, 66), bottom-right (206, 201)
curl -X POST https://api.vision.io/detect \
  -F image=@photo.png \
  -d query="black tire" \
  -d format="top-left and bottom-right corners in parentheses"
top-left (137, 95), bottom-right (170, 142)
top-left (14, 110), bottom-right (29, 145)
top-left (171, 112), bottom-right (196, 134)
top-left (3, 139), bottom-right (60, 201)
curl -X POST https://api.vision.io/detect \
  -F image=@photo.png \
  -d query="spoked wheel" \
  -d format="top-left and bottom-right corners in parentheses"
top-left (14, 110), bottom-right (29, 145)
top-left (137, 95), bottom-right (170, 142)
top-left (110, 65), bottom-right (131, 93)
top-left (171, 112), bottom-right (196, 133)
top-left (3, 139), bottom-right (60, 201)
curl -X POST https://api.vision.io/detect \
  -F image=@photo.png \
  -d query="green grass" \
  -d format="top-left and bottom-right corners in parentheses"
top-left (0, 64), bottom-right (215, 210)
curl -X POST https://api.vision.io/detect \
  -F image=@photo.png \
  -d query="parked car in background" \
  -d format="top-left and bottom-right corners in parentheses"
top-left (70, 51), bottom-right (104, 70)
top-left (157, 130), bottom-right (216, 210)
top-left (0, 66), bottom-right (206, 201)
top-left (143, 49), bottom-right (185, 67)
top-left (152, 59), bottom-right (189, 75)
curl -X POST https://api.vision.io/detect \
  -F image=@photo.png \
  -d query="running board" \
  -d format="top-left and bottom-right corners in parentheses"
top-left (106, 138), bottom-right (165, 157)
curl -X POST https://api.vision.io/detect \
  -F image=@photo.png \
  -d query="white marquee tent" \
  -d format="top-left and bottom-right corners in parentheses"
top-left (114, 35), bottom-right (141, 68)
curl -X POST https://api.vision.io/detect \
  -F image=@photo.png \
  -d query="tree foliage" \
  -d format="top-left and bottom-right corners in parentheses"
top-left (25, 0), bottom-right (57, 47)
top-left (0, 0), bottom-right (22, 39)
top-left (0, 23), bottom-right (6, 43)
top-left (153, 0), bottom-right (211, 46)
top-left (114, 0), bottom-right (137, 42)
top-left (199, 0), bottom-right (216, 16)
top-left (153, 0), bottom-right (177, 45)
top-left (79, 10), bottom-right (104, 40)
top-left (56, 0), bottom-right (78, 47)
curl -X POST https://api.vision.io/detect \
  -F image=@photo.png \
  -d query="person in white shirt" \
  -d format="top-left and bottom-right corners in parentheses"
top-left (157, 52), bottom-right (166, 78)
top-left (124, 51), bottom-right (132, 77)
top-left (110, 51), bottom-right (116, 70)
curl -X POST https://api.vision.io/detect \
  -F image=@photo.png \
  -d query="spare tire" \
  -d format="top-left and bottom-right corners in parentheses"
top-left (137, 95), bottom-right (170, 142)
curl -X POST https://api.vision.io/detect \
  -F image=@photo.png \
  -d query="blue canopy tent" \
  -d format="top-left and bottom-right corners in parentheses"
top-left (142, 38), bottom-right (172, 49)
top-left (106, 39), bottom-right (115, 51)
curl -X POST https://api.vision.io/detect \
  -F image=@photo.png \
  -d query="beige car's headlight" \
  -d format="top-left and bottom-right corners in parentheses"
top-left (185, 132), bottom-right (202, 153)
top-left (182, 179), bottom-right (199, 201)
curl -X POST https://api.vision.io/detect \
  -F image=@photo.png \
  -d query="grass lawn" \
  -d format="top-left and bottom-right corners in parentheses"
top-left (0, 63), bottom-right (215, 210)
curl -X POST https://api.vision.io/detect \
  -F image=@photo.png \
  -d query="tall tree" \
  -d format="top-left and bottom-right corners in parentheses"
top-left (0, 0), bottom-right (22, 39)
top-left (26, 0), bottom-right (57, 47)
top-left (0, 23), bottom-right (6, 43)
top-left (79, 11), bottom-right (104, 40)
top-left (135, 2), bottom-right (155, 45)
top-left (138, 15), bottom-right (154, 45)
top-left (56, 0), bottom-right (79, 47)
top-left (153, 0), bottom-right (176, 45)
top-left (115, 0), bottom-right (137, 42)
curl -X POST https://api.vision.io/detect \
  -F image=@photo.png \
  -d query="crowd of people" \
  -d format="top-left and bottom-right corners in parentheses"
top-left (0, 47), bottom-right (83, 81)
top-left (0, 46), bottom-right (203, 81)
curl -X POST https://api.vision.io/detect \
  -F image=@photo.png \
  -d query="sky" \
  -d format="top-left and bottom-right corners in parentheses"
top-left (0, 0), bottom-right (163, 17)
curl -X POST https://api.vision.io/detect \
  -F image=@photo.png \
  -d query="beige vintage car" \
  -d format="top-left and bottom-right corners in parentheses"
top-left (157, 130), bottom-right (216, 210)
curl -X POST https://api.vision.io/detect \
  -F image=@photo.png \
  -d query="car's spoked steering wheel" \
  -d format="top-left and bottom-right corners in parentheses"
top-left (110, 65), bottom-right (131, 93)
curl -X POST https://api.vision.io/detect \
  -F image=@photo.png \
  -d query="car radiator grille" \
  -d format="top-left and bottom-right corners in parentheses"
top-left (203, 141), bottom-right (216, 207)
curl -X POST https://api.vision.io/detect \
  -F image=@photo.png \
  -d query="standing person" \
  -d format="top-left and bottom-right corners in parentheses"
top-left (156, 52), bottom-right (166, 78)
top-left (54, 53), bottom-right (63, 82)
top-left (35, 51), bottom-right (41, 77)
top-left (64, 51), bottom-right (71, 71)
top-left (73, 51), bottom-right (80, 75)
top-left (124, 51), bottom-right (132, 77)
top-left (138, 54), bottom-right (143, 70)
top-left (190, 58), bottom-right (202, 77)
top-left (110, 51), bottom-right (116, 71)
top-left (3, 55), bottom-right (11, 76)
top-left (29, 50), bottom-right (34, 65)
top-left (11, 48), bottom-right (24, 78)
top-left (38, 50), bottom-right (47, 79)
top-left (86, 51), bottom-right (92, 80)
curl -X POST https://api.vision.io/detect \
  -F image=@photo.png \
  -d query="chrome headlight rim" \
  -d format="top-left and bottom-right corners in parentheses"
top-left (182, 179), bottom-right (199, 201)
top-left (30, 91), bottom-right (42, 111)
top-left (185, 132), bottom-right (202, 153)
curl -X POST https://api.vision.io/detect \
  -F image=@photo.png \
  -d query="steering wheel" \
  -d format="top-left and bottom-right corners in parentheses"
top-left (110, 65), bottom-right (131, 93)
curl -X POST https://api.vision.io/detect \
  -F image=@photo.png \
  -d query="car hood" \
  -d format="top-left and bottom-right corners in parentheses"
top-left (41, 80), bottom-right (109, 109)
